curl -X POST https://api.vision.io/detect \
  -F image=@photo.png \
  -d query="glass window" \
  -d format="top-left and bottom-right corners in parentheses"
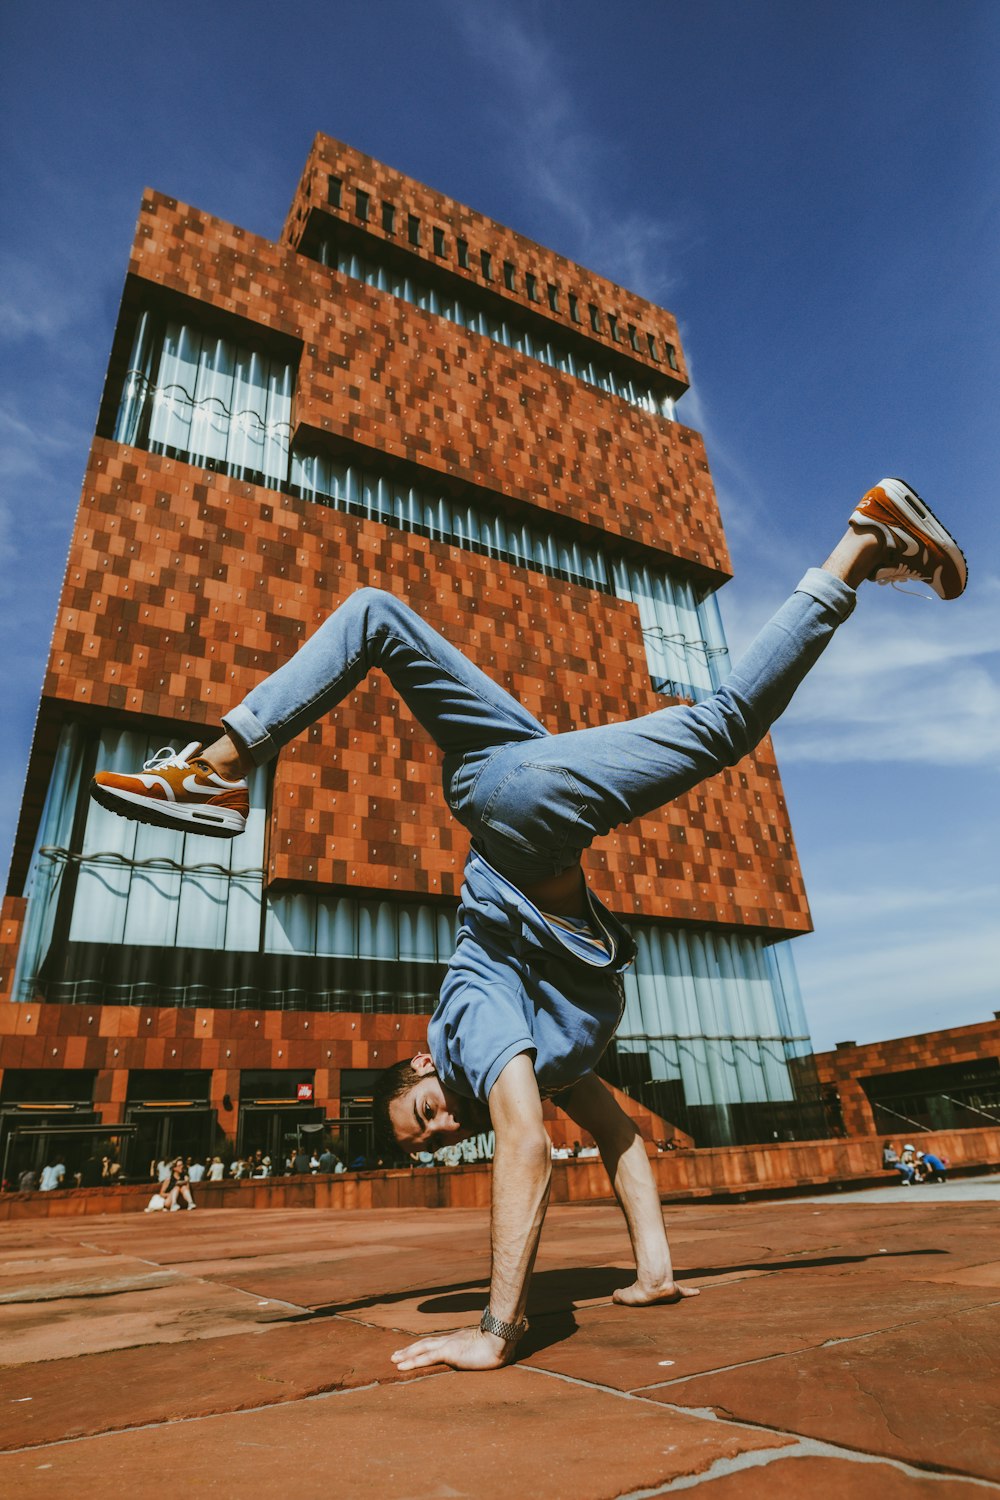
top-left (433, 226), bottom-right (446, 257)
top-left (457, 236), bottom-right (469, 269)
top-left (355, 189), bottom-right (369, 222)
top-left (568, 293), bottom-right (581, 323)
top-left (503, 260), bottom-right (516, 291)
top-left (381, 202), bottom-right (396, 235)
top-left (608, 314), bottom-right (619, 341)
top-left (666, 342), bottom-right (679, 371)
top-left (480, 250), bottom-right (493, 280)
top-left (113, 312), bottom-right (294, 491)
top-left (647, 332), bottom-right (659, 360)
top-left (628, 323), bottom-right (639, 351)
top-left (547, 283), bottom-right (559, 312)
top-left (407, 214), bottom-right (421, 247)
top-left (525, 272), bottom-right (538, 302)
top-left (327, 176), bottom-right (342, 209)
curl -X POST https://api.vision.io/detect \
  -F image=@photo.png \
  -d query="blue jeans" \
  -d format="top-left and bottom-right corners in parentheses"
top-left (223, 570), bottom-right (856, 887)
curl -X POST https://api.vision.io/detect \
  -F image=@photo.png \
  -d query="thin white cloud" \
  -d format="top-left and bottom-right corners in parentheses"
top-left (719, 574), bottom-right (1000, 769)
top-left (799, 922), bottom-right (1000, 1051)
top-left (0, 253), bottom-right (91, 344)
top-left (816, 879), bottom-right (1000, 923)
top-left (452, 7), bottom-right (690, 302)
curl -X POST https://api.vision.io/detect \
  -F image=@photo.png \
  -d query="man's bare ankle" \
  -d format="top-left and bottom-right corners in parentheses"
top-left (200, 735), bottom-right (250, 779)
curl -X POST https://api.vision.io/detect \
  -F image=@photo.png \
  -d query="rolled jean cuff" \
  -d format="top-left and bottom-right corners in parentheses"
top-left (221, 703), bottom-right (280, 767)
top-left (794, 567), bottom-right (857, 621)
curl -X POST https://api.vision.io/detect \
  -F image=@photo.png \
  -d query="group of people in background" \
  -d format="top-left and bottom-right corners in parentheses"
top-left (882, 1141), bottom-right (949, 1185)
top-left (142, 1145), bottom-right (350, 1211)
top-left (17, 1150), bottom-right (120, 1192)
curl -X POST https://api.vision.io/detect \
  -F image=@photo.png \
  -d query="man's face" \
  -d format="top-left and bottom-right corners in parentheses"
top-left (389, 1055), bottom-right (490, 1155)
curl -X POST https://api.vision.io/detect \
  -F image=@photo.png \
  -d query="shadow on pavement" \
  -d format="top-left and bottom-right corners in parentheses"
top-left (287, 1246), bottom-right (946, 1323)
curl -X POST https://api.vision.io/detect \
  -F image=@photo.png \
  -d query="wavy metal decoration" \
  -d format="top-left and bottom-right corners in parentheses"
top-left (122, 368), bottom-right (293, 439)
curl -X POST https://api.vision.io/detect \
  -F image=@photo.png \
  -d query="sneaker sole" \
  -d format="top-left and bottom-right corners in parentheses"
top-left (881, 477), bottom-right (969, 596)
top-left (90, 780), bottom-right (246, 838)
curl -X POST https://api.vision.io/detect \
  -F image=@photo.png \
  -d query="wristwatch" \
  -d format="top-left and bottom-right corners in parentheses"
top-left (480, 1306), bottom-right (529, 1344)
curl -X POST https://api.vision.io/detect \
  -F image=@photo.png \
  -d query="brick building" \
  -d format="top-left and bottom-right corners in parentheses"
top-left (814, 1014), bottom-right (1000, 1137)
top-left (0, 135), bottom-right (825, 1180)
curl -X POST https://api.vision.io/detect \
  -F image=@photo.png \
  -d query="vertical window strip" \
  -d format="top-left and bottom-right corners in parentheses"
top-left (619, 924), bottom-right (805, 1109)
top-left (611, 560), bottom-right (729, 700)
top-left (114, 316), bottom-right (293, 490)
top-left (265, 891), bottom-right (457, 961)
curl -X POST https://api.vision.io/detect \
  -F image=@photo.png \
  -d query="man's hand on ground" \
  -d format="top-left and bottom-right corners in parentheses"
top-left (612, 1279), bottom-right (700, 1307)
top-left (391, 1327), bottom-right (509, 1372)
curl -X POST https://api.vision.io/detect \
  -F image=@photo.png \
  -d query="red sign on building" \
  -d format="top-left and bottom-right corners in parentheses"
top-left (296, 1083), bottom-right (314, 1102)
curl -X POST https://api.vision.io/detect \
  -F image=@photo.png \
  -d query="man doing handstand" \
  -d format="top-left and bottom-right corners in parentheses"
top-left (90, 479), bottom-right (966, 1371)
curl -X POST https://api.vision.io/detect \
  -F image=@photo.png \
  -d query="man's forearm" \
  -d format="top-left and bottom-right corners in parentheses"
top-left (487, 1128), bottom-right (552, 1323)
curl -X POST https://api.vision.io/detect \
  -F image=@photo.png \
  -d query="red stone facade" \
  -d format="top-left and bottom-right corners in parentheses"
top-left (2, 135), bottom-right (813, 1155)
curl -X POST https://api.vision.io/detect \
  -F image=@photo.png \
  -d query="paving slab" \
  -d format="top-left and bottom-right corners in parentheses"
top-left (0, 1366), bottom-right (794, 1499)
top-left (0, 1317), bottom-right (421, 1450)
top-left (520, 1269), bottom-right (994, 1391)
top-left (659, 1302), bottom-right (1000, 1482)
top-left (680, 1453), bottom-right (988, 1498)
top-left (0, 1276), bottom-right (292, 1365)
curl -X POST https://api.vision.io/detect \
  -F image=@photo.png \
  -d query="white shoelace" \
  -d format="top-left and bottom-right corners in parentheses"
top-left (874, 566), bottom-right (937, 600)
top-left (142, 742), bottom-right (202, 771)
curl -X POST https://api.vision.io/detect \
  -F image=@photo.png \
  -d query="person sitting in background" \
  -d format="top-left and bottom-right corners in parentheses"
top-left (165, 1157), bottom-right (196, 1211)
top-left (882, 1141), bottom-right (915, 1185)
top-left (208, 1156), bottom-right (226, 1181)
top-left (80, 1152), bottom-right (104, 1188)
top-left (916, 1150), bottom-right (949, 1183)
top-left (39, 1158), bottom-right (65, 1191)
top-left (188, 1157), bottom-right (206, 1183)
top-left (17, 1167), bottom-right (38, 1192)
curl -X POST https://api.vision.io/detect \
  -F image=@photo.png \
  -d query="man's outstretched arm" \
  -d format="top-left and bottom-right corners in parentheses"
top-left (391, 1053), bottom-right (552, 1371)
top-left (559, 1073), bottom-right (697, 1306)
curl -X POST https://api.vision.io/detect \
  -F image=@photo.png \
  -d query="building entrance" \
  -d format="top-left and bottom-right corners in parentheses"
top-left (125, 1106), bottom-right (217, 1179)
top-left (237, 1104), bottom-right (325, 1167)
top-left (125, 1071), bottom-right (217, 1178)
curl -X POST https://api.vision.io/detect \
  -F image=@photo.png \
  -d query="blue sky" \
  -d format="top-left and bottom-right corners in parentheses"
top-left (1, 1), bottom-right (997, 1050)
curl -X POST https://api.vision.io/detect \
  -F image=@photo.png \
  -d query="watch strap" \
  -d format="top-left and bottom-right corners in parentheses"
top-left (480, 1306), bottom-right (529, 1344)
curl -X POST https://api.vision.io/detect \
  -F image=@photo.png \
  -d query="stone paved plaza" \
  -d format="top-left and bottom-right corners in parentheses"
top-left (1, 1185), bottom-right (998, 1497)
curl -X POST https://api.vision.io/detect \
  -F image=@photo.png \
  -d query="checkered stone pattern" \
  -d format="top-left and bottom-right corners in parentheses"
top-left (0, 897), bottom-right (26, 1004)
top-left (0, 1000), bottom-right (433, 1125)
top-left (38, 442), bottom-right (809, 934)
top-left (281, 134), bottom-right (689, 391)
top-left (129, 191), bottom-right (730, 574)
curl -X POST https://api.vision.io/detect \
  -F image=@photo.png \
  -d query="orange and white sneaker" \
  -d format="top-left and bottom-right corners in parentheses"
top-left (850, 478), bottom-right (967, 599)
top-left (90, 743), bottom-right (248, 838)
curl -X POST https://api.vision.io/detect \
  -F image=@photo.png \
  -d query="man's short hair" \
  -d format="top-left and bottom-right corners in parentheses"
top-left (371, 1058), bottom-right (425, 1159)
